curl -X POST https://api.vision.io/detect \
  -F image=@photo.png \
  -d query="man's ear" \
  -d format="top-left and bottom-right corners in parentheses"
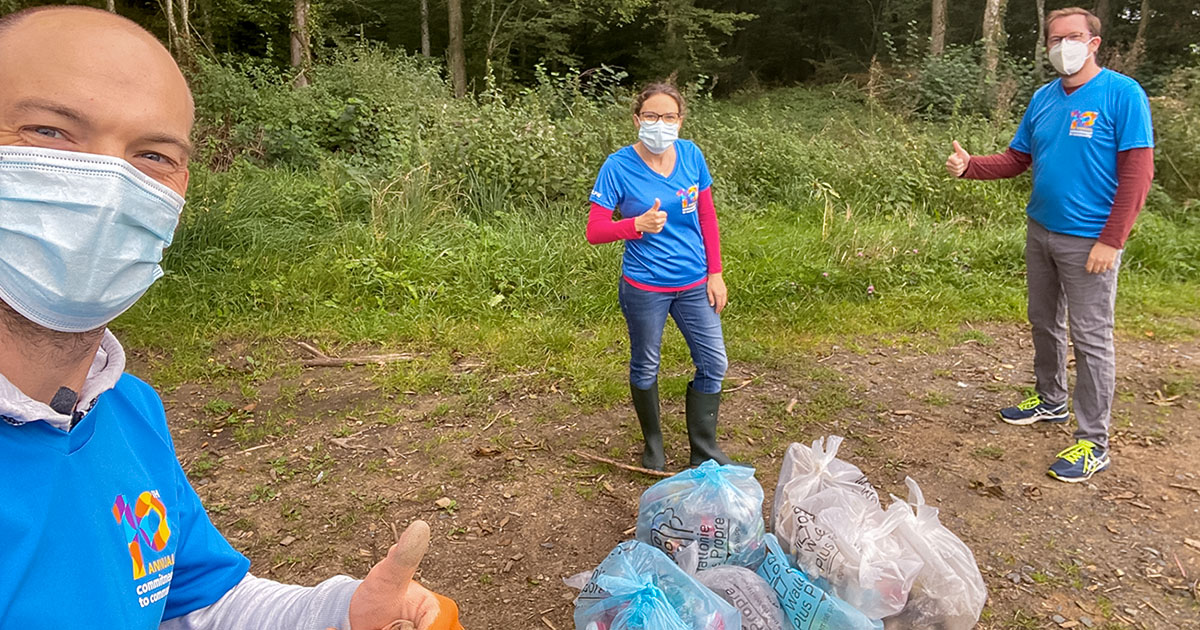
top-left (1089, 36), bottom-right (1102, 56)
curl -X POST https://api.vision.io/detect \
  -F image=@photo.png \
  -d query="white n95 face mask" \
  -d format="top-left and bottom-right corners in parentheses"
top-left (638, 120), bottom-right (680, 154)
top-left (0, 146), bottom-right (184, 333)
top-left (1048, 38), bottom-right (1093, 76)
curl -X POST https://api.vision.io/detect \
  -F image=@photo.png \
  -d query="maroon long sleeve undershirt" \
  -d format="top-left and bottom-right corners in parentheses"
top-left (961, 147), bottom-right (1154, 249)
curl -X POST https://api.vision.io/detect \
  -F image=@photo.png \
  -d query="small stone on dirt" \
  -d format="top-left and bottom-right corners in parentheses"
top-left (434, 497), bottom-right (455, 509)
top-left (1051, 614), bottom-right (1067, 624)
top-left (279, 535), bottom-right (296, 546)
top-left (1079, 616), bottom-right (1095, 628)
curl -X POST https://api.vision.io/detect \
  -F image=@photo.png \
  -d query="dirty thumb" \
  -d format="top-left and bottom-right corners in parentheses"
top-left (385, 520), bottom-right (431, 590)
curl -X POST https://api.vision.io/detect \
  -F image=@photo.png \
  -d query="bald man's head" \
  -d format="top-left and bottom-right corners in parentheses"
top-left (0, 5), bottom-right (135, 37)
top-left (0, 5), bottom-right (194, 194)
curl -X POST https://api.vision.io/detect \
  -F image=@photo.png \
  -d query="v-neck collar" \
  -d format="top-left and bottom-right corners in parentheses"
top-left (630, 143), bottom-right (679, 181)
top-left (1058, 67), bottom-right (1106, 98)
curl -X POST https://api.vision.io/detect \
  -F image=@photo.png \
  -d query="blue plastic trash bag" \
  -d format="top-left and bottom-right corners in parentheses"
top-left (636, 460), bottom-right (766, 570)
top-left (755, 534), bottom-right (882, 630)
top-left (574, 540), bottom-right (740, 630)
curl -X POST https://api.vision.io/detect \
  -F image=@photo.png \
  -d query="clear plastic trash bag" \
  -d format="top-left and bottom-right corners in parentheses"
top-left (773, 436), bottom-right (922, 618)
top-left (573, 540), bottom-right (741, 630)
top-left (776, 488), bottom-right (924, 619)
top-left (637, 460), bottom-right (767, 570)
top-left (771, 436), bottom-right (879, 528)
top-left (755, 534), bottom-right (882, 630)
top-left (884, 478), bottom-right (987, 630)
top-left (694, 565), bottom-right (788, 630)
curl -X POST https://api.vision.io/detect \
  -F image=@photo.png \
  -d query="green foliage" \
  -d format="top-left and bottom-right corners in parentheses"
top-left (115, 52), bottom-right (1200, 397)
top-left (875, 44), bottom-right (1041, 121)
top-left (1153, 61), bottom-right (1200, 205)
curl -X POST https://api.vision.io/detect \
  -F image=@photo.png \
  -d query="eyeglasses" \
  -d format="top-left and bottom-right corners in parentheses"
top-left (1047, 32), bottom-right (1093, 47)
top-left (638, 111), bottom-right (681, 124)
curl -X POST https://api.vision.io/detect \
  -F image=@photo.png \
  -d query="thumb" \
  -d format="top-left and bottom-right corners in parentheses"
top-left (366, 520), bottom-right (431, 594)
top-left (952, 140), bottom-right (968, 156)
top-left (650, 198), bottom-right (661, 212)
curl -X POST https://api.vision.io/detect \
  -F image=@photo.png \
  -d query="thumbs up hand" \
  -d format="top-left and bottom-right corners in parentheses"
top-left (634, 199), bottom-right (668, 234)
top-left (339, 520), bottom-right (457, 630)
top-left (945, 141), bottom-right (971, 177)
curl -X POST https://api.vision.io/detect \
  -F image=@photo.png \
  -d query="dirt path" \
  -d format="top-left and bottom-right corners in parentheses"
top-left (145, 324), bottom-right (1200, 629)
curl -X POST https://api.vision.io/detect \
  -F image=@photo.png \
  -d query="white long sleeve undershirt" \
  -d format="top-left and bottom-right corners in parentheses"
top-left (159, 574), bottom-right (360, 630)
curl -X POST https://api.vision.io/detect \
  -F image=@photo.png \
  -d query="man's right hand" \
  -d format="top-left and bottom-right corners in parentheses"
top-left (945, 141), bottom-right (971, 177)
top-left (635, 199), bottom-right (667, 234)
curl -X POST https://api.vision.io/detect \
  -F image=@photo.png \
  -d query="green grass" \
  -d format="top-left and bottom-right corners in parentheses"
top-left (107, 70), bottom-right (1200, 402)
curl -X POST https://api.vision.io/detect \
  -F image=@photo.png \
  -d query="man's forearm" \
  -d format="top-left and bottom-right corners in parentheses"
top-left (160, 574), bottom-right (359, 630)
top-left (1098, 147), bottom-right (1155, 249)
top-left (961, 147), bottom-right (1033, 180)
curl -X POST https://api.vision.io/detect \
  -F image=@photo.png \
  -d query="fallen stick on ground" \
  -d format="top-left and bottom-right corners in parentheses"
top-left (724, 377), bottom-right (756, 393)
top-left (572, 450), bottom-right (673, 478)
top-left (296, 341), bottom-right (415, 367)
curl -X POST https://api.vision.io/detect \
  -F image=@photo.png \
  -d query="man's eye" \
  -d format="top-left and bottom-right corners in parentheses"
top-left (139, 152), bottom-right (171, 165)
top-left (33, 127), bottom-right (64, 139)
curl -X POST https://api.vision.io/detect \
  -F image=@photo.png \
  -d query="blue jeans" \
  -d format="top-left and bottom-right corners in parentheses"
top-left (618, 279), bottom-right (728, 394)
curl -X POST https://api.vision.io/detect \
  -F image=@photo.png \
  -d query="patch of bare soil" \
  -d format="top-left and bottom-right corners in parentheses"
top-left (145, 324), bottom-right (1200, 629)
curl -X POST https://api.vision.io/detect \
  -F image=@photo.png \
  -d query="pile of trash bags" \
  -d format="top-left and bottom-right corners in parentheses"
top-left (567, 436), bottom-right (987, 630)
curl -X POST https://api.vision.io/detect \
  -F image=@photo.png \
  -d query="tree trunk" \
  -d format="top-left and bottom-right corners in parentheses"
top-left (1034, 0), bottom-right (1046, 76)
top-left (164, 0), bottom-right (178, 53)
top-left (930, 0), bottom-right (946, 56)
top-left (447, 0), bottom-right (467, 97)
top-left (291, 0), bottom-right (311, 88)
top-left (420, 0), bottom-right (431, 57)
top-left (1092, 0), bottom-right (1111, 26)
top-left (1125, 0), bottom-right (1151, 74)
top-left (106, 0), bottom-right (115, 11)
top-left (200, 0), bottom-right (213, 50)
top-left (178, 0), bottom-right (192, 58)
top-left (981, 0), bottom-right (1009, 87)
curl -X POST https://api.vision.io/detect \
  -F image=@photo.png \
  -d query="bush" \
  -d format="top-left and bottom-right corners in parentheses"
top-left (1152, 62), bottom-right (1200, 205)
top-left (119, 45), bottom-right (1200, 372)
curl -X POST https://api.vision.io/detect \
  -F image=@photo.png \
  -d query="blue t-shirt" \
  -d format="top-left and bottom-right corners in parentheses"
top-left (0, 374), bottom-right (250, 627)
top-left (1010, 68), bottom-right (1154, 239)
top-left (590, 139), bottom-right (714, 289)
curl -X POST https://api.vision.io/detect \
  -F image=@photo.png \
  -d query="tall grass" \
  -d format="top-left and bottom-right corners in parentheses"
top-left (116, 48), bottom-right (1200, 396)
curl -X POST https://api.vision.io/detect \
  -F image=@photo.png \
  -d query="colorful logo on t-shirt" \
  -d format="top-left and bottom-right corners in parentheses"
top-left (113, 491), bottom-right (172, 580)
top-left (1069, 110), bottom-right (1098, 138)
top-left (677, 185), bottom-right (699, 214)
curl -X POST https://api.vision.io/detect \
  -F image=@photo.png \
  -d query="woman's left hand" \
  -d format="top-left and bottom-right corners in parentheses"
top-left (707, 273), bottom-right (727, 314)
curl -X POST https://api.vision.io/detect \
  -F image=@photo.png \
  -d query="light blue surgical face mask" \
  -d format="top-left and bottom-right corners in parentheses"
top-left (0, 146), bottom-right (184, 333)
top-left (638, 120), bottom-right (680, 155)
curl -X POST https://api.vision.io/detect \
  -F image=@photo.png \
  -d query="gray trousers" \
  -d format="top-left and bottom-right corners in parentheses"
top-left (1025, 219), bottom-right (1120, 450)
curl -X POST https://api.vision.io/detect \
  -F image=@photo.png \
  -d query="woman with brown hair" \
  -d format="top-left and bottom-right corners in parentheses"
top-left (586, 83), bottom-right (733, 471)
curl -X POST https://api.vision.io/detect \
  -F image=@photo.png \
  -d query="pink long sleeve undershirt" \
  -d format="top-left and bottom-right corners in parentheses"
top-left (586, 187), bottom-right (723, 274)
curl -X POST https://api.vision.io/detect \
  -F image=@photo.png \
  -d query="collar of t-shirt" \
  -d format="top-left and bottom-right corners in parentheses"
top-left (0, 330), bottom-right (126, 431)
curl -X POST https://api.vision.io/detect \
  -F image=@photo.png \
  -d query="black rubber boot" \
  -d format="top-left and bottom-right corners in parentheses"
top-left (631, 382), bottom-right (665, 471)
top-left (686, 383), bottom-right (733, 466)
